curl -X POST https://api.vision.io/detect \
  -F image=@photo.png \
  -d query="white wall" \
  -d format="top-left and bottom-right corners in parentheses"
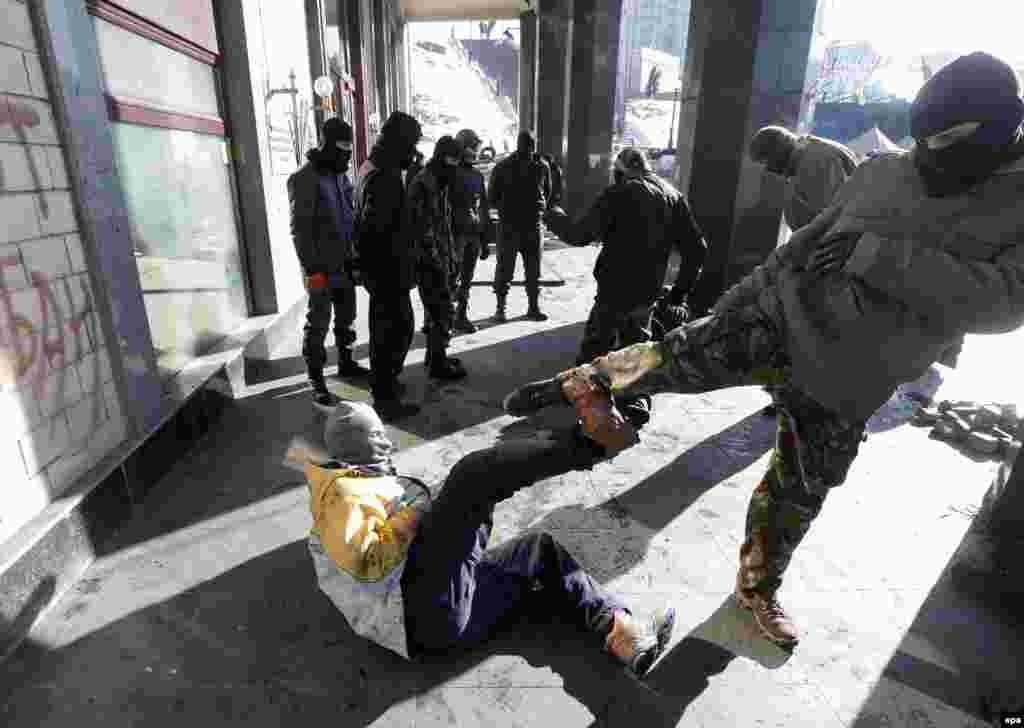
top-left (0, 0), bottom-right (127, 545)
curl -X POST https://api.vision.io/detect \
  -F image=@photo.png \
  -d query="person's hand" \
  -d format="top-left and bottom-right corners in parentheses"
top-left (284, 437), bottom-right (329, 472)
top-left (806, 233), bottom-right (861, 277)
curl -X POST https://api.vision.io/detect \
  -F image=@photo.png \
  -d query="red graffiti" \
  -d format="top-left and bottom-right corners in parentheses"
top-left (0, 95), bottom-right (49, 218)
top-left (0, 95), bottom-right (41, 128)
top-left (0, 257), bottom-right (94, 400)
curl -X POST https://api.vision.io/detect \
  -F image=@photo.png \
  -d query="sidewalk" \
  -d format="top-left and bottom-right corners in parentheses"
top-left (1, 248), bottom-right (1022, 727)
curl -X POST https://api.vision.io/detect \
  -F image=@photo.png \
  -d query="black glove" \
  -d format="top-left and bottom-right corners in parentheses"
top-left (542, 205), bottom-right (570, 242)
top-left (650, 290), bottom-right (690, 341)
top-left (807, 233), bottom-right (861, 277)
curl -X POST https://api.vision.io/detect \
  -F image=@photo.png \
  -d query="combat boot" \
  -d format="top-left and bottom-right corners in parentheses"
top-left (454, 301), bottom-right (477, 333)
top-left (526, 294), bottom-right (548, 322)
top-left (492, 295), bottom-right (507, 323)
top-left (734, 570), bottom-right (799, 647)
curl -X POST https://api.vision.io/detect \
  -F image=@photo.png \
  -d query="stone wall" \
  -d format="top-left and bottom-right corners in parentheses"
top-left (0, 0), bottom-right (126, 546)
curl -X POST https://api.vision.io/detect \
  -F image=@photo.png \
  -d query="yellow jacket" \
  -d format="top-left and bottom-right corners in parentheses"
top-left (306, 462), bottom-right (426, 582)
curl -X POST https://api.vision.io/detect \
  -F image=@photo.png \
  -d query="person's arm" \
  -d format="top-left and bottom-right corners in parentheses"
top-left (843, 230), bottom-right (1024, 334)
top-left (488, 161), bottom-right (504, 213)
top-left (668, 197), bottom-right (707, 301)
top-left (288, 170), bottom-right (318, 274)
top-left (546, 186), bottom-right (614, 246)
top-left (406, 175), bottom-right (438, 264)
top-left (712, 201), bottom-right (843, 314)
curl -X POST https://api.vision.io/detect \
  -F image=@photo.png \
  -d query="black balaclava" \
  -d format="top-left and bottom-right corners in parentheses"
top-left (377, 111), bottom-right (423, 169)
top-left (429, 135), bottom-right (461, 188)
top-left (516, 130), bottom-right (536, 158)
top-left (910, 51), bottom-right (1024, 197)
top-left (313, 117), bottom-right (354, 174)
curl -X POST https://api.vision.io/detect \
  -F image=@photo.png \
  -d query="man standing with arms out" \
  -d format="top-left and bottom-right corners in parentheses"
top-left (488, 131), bottom-right (552, 323)
top-left (407, 136), bottom-right (467, 380)
top-left (450, 129), bottom-right (492, 334)
top-left (748, 126), bottom-right (858, 416)
top-left (544, 147), bottom-right (706, 429)
top-left (506, 52), bottom-right (1024, 648)
top-left (353, 111), bottom-right (424, 421)
top-left (289, 118), bottom-right (370, 412)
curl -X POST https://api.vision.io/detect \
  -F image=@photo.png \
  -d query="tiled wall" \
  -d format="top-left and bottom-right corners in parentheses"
top-left (0, 0), bottom-right (126, 546)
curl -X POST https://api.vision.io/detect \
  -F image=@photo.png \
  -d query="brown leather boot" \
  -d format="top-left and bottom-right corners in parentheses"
top-left (734, 570), bottom-right (799, 647)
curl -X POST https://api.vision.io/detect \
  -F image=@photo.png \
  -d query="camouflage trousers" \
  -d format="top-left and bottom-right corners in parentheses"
top-left (657, 305), bottom-right (867, 599)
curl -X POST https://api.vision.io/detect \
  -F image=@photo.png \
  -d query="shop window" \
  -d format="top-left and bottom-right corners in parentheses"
top-left (89, 11), bottom-right (247, 381)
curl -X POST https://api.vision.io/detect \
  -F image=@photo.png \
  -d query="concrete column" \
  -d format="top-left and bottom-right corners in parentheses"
top-left (536, 0), bottom-right (573, 164)
top-left (215, 0), bottom-right (278, 317)
top-left (371, 0), bottom-right (388, 121)
top-left (677, 0), bottom-right (823, 312)
top-left (347, 0), bottom-right (369, 166)
top-left (306, 0), bottom-right (327, 136)
top-left (564, 0), bottom-right (622, 217)
top-left (518, 10), bottom-right (538, 134)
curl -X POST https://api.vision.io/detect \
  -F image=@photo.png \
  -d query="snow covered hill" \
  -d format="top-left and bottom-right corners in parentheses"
top-left (410, 37), bottom-right (518, 158)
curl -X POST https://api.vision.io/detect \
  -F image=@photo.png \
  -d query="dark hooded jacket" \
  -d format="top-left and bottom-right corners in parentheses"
top-left (488, 151), bottom-right (552, 230)
top-left (560, 172), bottom-right (706, 309)
top-left (353, 113), bottom-right (421, 291)
top-left (288, 147), bottom-right (356, 277)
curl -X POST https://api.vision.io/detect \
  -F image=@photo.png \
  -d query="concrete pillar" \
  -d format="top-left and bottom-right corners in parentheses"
top-left (518, 10), bottom-right (538, 134)
top-left (346, 0), bottom-right (369, 167)
top-left (564, 0), bottom-right (622, 217)
top-left (676, 0), bottom-right (823, 312)
top-left (372, 0), bottom-right (390, 121)
top-left (306, 0), bottom-right (328, 136)
top-left (536, 0), bottom-right (573, 164)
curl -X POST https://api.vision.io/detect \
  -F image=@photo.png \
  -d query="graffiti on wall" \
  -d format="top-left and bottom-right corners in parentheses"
top-left (0, 95), bottom-right (50, 217)
top-left (0, 257), bottom-right (104, 434)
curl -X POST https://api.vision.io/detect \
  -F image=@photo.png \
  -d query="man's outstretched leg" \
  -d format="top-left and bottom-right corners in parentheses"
top-left (401, 431), bottom-right (674, 675)
top-left (736, 385), bottom-right (866, 647)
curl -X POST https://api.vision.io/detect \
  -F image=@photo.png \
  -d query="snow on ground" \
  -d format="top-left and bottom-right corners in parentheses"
top-left (409, 38), bottom-right (518, 158)
top-left (622, 98), bottom-right (675, 150)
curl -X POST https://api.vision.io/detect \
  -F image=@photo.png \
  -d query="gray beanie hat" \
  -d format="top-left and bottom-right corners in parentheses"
top-left (324, 401), bottom-right (394, 466)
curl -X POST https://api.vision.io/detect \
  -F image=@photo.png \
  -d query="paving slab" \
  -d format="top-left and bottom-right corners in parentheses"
top-left (2, 248), bottom-right (1023, 727)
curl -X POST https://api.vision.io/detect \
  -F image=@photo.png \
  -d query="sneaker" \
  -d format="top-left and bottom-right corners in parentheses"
top-left (734, 575), bottom-right (799, 647)
top-left (503, 375), bottom-right (567, 416)
top-left (312, 387), bottom-right (342, 413)
top-left (605, 607), bottom-right (676, 678)
top-left (375, 398), bottom-right (421, 421)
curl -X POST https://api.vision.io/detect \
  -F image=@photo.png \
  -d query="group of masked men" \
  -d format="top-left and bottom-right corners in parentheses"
top-left (290, 51), bottom-right (1024, 666)
top-left (290, 113), bottom-right (573, 421)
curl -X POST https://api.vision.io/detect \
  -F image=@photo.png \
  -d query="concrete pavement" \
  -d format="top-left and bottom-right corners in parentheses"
top-left (2, 247), bottom-right (1022, 727)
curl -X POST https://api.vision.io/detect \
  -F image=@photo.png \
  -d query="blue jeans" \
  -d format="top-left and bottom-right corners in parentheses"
top-left (401, 432), bottom-right (626, 657)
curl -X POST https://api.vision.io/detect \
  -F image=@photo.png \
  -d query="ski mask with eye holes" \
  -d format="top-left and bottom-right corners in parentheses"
top-left (910, 52), bottom-right (1024, 197)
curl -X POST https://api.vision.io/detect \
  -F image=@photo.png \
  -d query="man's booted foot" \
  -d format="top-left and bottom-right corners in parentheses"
top-left (492, 296), bottom-right (507, 323)
top-left (336, 351), bottom-right (371, 378)
top-left (312, 382), bottom-right (342, 413)
top-left (454, 304), bottom-right (478, 333)
top-left (605, 607), bottom-right (676, 678)
top-left (374, 397), bottom-right (420, 421)
top-left (734, 573), bottom-right (799, 647)
top-left (429, 356), bottom-right (467, 380)
top-left (503, 374), bottom-right (567, 416)
top-left (526, 298), bottom-right (548, 322)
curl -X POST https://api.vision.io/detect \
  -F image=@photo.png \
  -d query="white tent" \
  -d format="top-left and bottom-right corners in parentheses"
top-left (847, 125), bottom-right (902, 159)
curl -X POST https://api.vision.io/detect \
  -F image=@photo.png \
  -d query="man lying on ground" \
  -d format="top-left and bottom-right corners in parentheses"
top-left (285, 401), bottom-right (675, 676)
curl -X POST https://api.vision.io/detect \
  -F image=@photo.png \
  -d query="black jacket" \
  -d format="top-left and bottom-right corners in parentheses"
top-left (450, 162), bottom-right (490, 235)
top-left (488, 152), bottom-right (551, 230)
top-left (562, 173), bottom-right (706, 308)
top-left (353, 147), bottom-right (416, 291)
top-left (287, 149), bottom-right (356, 276)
